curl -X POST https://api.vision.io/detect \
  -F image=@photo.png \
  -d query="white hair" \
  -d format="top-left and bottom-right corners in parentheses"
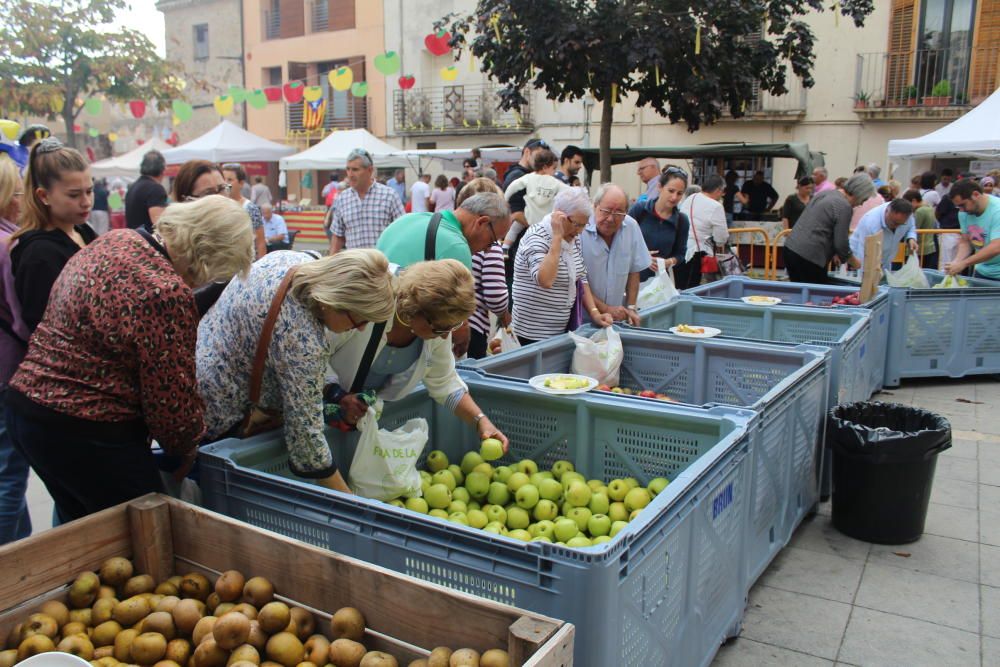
top-left (592, 183), bottom-right (628, 208)
top-left (554, 187), bottom-right (593, 218)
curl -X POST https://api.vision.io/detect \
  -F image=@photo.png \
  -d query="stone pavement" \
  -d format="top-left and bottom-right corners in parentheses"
top-left (713, 377), bottom-right (1000, 667)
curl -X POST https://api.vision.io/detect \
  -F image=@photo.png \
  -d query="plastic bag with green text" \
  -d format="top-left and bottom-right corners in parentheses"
top-left (348, 400), bottom-right (428, 500)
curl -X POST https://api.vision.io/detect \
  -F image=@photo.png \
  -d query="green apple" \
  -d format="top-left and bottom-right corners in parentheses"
top-left (560, 471), bottom-right (586, 490)
top-left (506, 506), bottom-right (530, 530)
top-left (531, 535), bottom-right (552, 543)
top-left (485, 504), bottom-right (507, 525)
top-left (588, 492), bottom-right (610, 516)
top-left (553, 518), bottom-right (579, 543)
top-left (429, 509), bottom-right (449, 519)
top-left (467, 501), bottom-right (481, 511)
top-left (608, 502), bottom-right (629, 523)
top-left (447, 464), bottom-right (465, 486)
top-left (425, 483), bottom-right (452, 510)
top-left (483, 521), bottom-right (504, 534)
top-left (624, 487), bottom-right (652, 513)
top-left (533, 520), bottom-right (556, 540)
top-left (388, 498), bottom-right (405, 508)
top-left (467, 509), bottom-right (488, 529)
top-left (592, 535), bottom-right (612, 545)
top-left (464, 471), bottom-right (491, 500)
top-left (529, 472), bottom-right (549, 487)
top-left (479, 438), bottom-right (504, 461)
top-left (447, 500), bottom-right (467, 515)
top-left (567, 507), bottom-right (592, 532)
top-left (431, 469), bottom-right (456, 491)
top-left (587, 514), bottom-right (612, 537)
top-left (538, 478), bottom-right (563, 503)
top-left (517, 459), bottom-right (539, 475)
top-left (452, 487), bottom-right (470, 504)
top-left (564, 481), bottom-right (592, 508)
top-left (607, 479), bottom-right (629, 501)
top-left (493, 466), bottom-right (513, 484)
top-left (629, 509), bottom-right (642, 521)
top-left (624, 477), bottom-right (640, 489)
top-left (448, 512), bottom-right (469, 525)
top-left (566, 535), bottom-right (593, 548)
top-left (532, 499), bottom-right (559, 522)
top-left (426, 450), bottom-right (449, 472)
top-left (506, 471), bottom-right (530, 493)
top-left (551, 460), bottom-right (575, 479)
top-left (586, 479), bottom-right (604, 491)
top-left (648, 477), bottom-right (670, 496)
top-left (404, 497), bottom-right (429, 514)
top-left (592, 485), bottom-right (609, 497)
top-left (421, 479), bottom-right (431, 496)
top-left (487, 482), bottom-right (511, 506)
top-left (609, 520), bottom-right (629, 537)
top-left (419, 470), bottom-right (432, 484)
top-left (461, 451), bottom-right (484, 475)
top-left (515, 484), bottom-right (540, 509)
top-left (508, 529), bottom-right (532, 542)
top-left (472, 462), bottom-right (495, 477)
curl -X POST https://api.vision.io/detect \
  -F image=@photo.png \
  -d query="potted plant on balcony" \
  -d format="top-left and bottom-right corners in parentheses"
top-left (853, 91), bottom-right (870, 109)
top-left (924, 79), bottom-right (951, 106)
top-left (904, 85), bottom-right (919, 107)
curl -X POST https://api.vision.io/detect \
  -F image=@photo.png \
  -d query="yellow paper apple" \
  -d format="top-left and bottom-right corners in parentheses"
top-left (303, 85), bottom-right (323, 102)
top-left (440, 66), bottom-right (458, 82)
top-left (213, 95), bottom-right (234, 116)
top-left (0, 120), bottom-right (20, 141)
top-left (329, 67), bottom-right (353, 91)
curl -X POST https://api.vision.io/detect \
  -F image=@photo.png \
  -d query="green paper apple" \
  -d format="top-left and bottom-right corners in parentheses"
top-left (87, 128), bottom-right (100, 138)
top-left (374, 51), bottom-right (401, 75)
top-left (107, 192), bottom-right (123, 209)
top-left (248, 89), bottom-right (268, 109)
top-left (228, 86), bottom-right (247, 103)
top-left (172, 100), bottom-right (194, 121)
top-left (84, 98), bottom-right (102, 115)
top-left (329, 67), bottom-right (353, 91)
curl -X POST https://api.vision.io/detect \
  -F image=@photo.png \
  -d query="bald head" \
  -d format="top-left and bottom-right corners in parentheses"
top-left (592, 183), bottom-right (630, 239)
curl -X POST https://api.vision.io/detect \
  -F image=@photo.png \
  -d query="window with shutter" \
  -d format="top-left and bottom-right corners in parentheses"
top-left (886, 0), bottom-right (916, 103)
top-left (279, 0), bottom-right (305, 39)
top-left (970, 2), bottom-right (1000, 102)
top-left (327, 0), bottom-right (355, 31)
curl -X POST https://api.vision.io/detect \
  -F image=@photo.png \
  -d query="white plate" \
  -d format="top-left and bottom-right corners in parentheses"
top-left (529, 373), bottom-right (598, 395)
top-left (741, 296), bottom-right (782, 306)
top-left (668, 325), bottom-right (722, 339)
top-left (19, 653), bottom-right (91, 667)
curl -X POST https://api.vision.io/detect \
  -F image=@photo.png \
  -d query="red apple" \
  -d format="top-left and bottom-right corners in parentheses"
top-left (638, 390), bottom-right (657, 399)
top-left (424, 31), bottom-right (452, 56)
top-left (596, 384), bottom-right (611, 392)
top-left (283, 81), bottom-right (304, 103)
top-left (264, 87), bottom-right (283, 102)
top-left (398, 75), bottom-right (416, 90)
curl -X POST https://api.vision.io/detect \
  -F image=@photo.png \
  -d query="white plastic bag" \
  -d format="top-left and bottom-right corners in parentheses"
top-left (636, 258), bottom-right (679, 310)
top-left (348, 401), bottom-right (427, 500)
top-left (886, 254), bottom-right (930, 289)
top-left (489, 327), bottom-right (522, 355)
top-left (932, 274), bottom-right (969, 289)
top-left (569, 326), bottom-right (624, 386)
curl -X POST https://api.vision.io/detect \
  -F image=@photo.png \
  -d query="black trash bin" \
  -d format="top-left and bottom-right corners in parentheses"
top-left (828, 401), bottom-right (951, 544)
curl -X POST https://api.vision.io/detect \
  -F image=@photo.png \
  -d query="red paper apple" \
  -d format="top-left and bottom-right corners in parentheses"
top-left (283, 81), bottom-right (305, 103)
top-left (264, 86), bottom-right (282, 102)
top-left (424, 31), bottom-right (452, 56)
top-left (128, 100), bottom-right (146, 119)
top-left (398, 75), bottom-right (416, 90)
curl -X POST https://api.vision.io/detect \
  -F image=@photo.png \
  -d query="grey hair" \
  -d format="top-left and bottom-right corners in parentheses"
top-left (458, 191), bottom-right (510, 221)
top-left (140, 150), bottom-right (166, 177)
top-left (844, 173), bottom-right (876, 202)
top-left (813, 166), bottom-right (828, 177)
top-left (683, 184), bottom-right (702, 198)
top-left (592, 182), bottom-right (629, 208)
top-left (346, 148), bottom-right (373, 168)
top-left (554, 187), bottom-right (593, 218)
top-left (867, 163), bottom-right (881, 179)
top-left (482, 167), bottom-right (497, 180)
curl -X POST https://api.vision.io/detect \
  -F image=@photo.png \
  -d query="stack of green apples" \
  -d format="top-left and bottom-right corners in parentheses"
top-left (383, 447), bottom-right (670, 549)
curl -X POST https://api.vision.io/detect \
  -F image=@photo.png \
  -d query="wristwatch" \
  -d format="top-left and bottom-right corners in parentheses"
top-left (474, 413), bottom-right (487, 425)
top-left (627, 304), bottom-right (637, 311)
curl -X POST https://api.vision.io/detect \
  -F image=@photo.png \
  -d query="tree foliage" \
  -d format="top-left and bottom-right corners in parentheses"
top-left (0, 0), bottom-right (186, 147)
top-left (435, 0), bottom-right (875, 181)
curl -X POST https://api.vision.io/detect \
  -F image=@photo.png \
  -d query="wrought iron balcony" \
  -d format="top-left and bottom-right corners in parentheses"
top-left (743, 70), bottom-right (808, 118)
top-left (393, 84), bottom-right (533, 135)
top-left (285, 89), bottom-right (368, 134)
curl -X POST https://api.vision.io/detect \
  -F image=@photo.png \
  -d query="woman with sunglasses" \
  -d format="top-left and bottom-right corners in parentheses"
top-left (197, 248), bottom-right (396, 493)
top-left (328, 259), bottom-right (509, 453)
top-left (628, 166), bottom-right (690, 282)
top-left (172, 159), bottom-right (232, 203)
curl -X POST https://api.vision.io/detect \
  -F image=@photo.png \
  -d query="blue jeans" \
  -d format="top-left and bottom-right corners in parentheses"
top-left (0, 389), bottom-right (31, 544)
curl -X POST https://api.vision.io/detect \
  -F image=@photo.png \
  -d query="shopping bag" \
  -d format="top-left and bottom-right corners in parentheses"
top-left (932, 274), bottom-right (969, 289)
top-left (490, 327), bottom-right (522, 355)
top-left (886, 254), bottom-right (930, 289)
top-left (636, 258), bottom-right (679, 310)
top-left (716, 247), bottom-right (745, 276)
top-left (348, 401), bottom-right (428, 500)
top-left (569, 326), bottom-right (624, 386)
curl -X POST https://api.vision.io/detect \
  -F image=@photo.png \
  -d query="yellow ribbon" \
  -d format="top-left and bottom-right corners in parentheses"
top-left (530, 63), bottom-right (535, 79)
top-left (695, 25), bottom-right (701, 55)
top-left (469, 54), bottom-right (476, 72)
top-left (514, 110), bottom-right (523, 126)
top-left (611, 83), bottom-right (618, 106)
top-left (834, 1), bottom-right (840, 27)
top-left (490, 13), bottom-right (501, 41)
top-left (655, 65), bottom-right (660, 87)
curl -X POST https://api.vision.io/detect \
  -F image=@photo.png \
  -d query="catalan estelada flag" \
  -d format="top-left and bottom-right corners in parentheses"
top-left (303, 98), bottom-right (326, 130)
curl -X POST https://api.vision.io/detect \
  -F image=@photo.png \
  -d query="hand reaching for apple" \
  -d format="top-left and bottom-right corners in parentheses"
top-left (477, 416), bottom-right (509, 453)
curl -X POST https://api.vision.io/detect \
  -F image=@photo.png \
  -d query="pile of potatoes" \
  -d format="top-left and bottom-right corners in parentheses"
top-left (1, 557), bottom-right (511, 667)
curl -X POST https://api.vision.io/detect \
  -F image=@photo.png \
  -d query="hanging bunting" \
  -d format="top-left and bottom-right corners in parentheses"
top-left (84, 98), bottom-right (102, 115)
top-left (228, 86), bottom-right (247, 103)
top-left (350, 82), bottom-right (369, 97)
top-left (283, 81), bottom-right (305, 103)
top-left (0, 120), bottom-right (20, 140)
top-left (171, 100), bottom-right (193, 121)
top-left (489, 13), bottom-right (501, 40)
top-left (398, 75), bottom-right (416, 90)
top-left (374, 51), bottom-right (401, 75)
top-left (129, 100), bottom-right (146, 118)
top-left (695, 25), bottom-right (701, 55)
top-left (213, 95), bottom-right (234, 116)
top-left (424, 30), bottom-right (452, 56)
top-left (88, 128), bottom-right (99, 138)
top-left (248, 89), bottom-right (268, 109)
top-left (108, 132), bottom-right (118, 142)
top-left (329, 67), bottom-right (353, 91)
top-left (834, 1), bottom-right (840, 27)
top-left (611, 83), bottom-right (618, 106)
top-left (468, 54), bottom-right (476, 72)
top-left (304, 85), bottom-right (324, 102)
top-left (303, 98), bottom-right (326, 130)
top-left (264, 87), bottom-right (283, 102)
top-left (440, 66), bottom-right (458, 82)
top-left (49, 95), bottom-right (64, 114)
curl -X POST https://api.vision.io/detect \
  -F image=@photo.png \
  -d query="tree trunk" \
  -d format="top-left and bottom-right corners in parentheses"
top-left (599, 94), bottom-right (613, 183)
top-left (62, 101), bottom-right (76, 149)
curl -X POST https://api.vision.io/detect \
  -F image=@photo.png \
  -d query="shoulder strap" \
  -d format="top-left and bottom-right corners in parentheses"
top-left (689, 197), bottom-right (701, 247)
top-left (425, 212), bottom-right (443, 261)
top-left (248, 266), bottom-right (298, 406)
top-left (349, 320), bottom-right (387, 394)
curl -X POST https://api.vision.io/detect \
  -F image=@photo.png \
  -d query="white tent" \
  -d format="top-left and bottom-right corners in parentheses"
top-left (279, 129), bottom-right (408, 170)
top-left (389, 146), bottom-right (522, 171)
top-left (89, 138), bottom-right (173, 180)
top-left (161, 120), bottom-right (294, 164)
top-left (888, 87), bottom-right (1000, 160)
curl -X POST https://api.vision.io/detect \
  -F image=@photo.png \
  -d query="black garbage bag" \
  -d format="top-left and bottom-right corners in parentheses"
top-left (827, 402), bottom-right (951, 462)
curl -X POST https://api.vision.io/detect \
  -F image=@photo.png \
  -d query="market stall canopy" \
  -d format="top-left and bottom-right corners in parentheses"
top-left (89, 137), bottom-right (173, 180)
top-left (161, 120), bottom-right (294, 164)
top-left (280, 129), bottom-right (408, 170)
top-left (579, 142), bottom-right (821, 180)
top-left (888, 87), bottom-right (1000, 160)
top-left (388, 146), bottom-right (522, 171)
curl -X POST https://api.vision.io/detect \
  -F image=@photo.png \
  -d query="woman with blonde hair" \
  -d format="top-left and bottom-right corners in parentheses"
top-left (6, 195), bottom-right (255, 521)
top-left (197, 248), bottom-right (397, 493)
top-left (329, 258), bottom-right (510, 451)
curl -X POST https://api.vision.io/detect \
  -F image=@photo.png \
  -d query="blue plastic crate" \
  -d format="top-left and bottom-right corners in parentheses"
top-left (637, 295), bottom-right (870, 407)
top-left (686, 276), bottom-right (890, 398)
top-left (461, 328), bottom-right (829, 585)
top-left (200, 379), bottom-right (754, 667)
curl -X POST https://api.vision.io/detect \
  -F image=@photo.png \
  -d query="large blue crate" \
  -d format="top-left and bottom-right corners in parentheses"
top-left (686, 276), bottom-right (890, 398)
top-left (461, 328), bottom-right (829, 585)
top-left (200, 379), bottom-right (755, 667)
top-left (637, 295), bottom-right (870, 407)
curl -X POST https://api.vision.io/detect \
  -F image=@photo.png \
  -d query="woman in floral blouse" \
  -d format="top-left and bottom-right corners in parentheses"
top-left (196, 248), bottom-right (396, 493)
top-left (6, 195), bottom-right (254, 521)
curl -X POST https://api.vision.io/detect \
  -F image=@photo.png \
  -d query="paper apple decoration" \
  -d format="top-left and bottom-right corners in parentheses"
top-left (350, 82), bottom-right (369, 97)
top-left (129, 100), bottom-right (146, 118)
top-left (440, 66), bottom-right (458, 82)
top-left (49, 96), bottom-right (64, 114)
top-left (329, 67), bottom-right (353, 92)
top-left (0, 120), bottom-right (19, 140)
top-left (303, 86), bottom-right (323, 102)
top-left (228, 86), bottom-right (247, 103)
top-left (374, 51), bottom-right (401, 75)
top-left (398, 75), bottom-right (415, 90)
top-left (84, 98), bottom-right (103, 116)
top-left (171, 100), bottom-right (194, 121)
top-left (248, 89), bottom-right (268, 109)
top-left (283, 81), bottom-right (305, 103)
top-left (88, 128), bottom-right (99, 138)
top-left (424, 31), bottom-right (452, 56)
top-left (264, 87), bottom-right (282, 102)
top-left (73, 124), bottom-right (82, 133)
top-left (107, 192), bottom-right (123, 209)
top-left (108, 132), bottom-right (118, 142)
top-left (213, 95), bottom-right (234, 116)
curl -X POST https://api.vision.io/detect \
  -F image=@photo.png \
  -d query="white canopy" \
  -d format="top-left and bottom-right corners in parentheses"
top-left (389, 146), bottom-right (522, 171)
top-left (888, 87), bottom-right (1000, 160)
top-left (89, 137), bottom-right (173, 180)
top-left (161, 120), bottom-right (294, 164)
top-left (279, 129), bottom-right (408, 170)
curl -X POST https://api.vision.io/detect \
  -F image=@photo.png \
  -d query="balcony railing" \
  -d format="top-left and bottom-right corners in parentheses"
top-left (854, 46), bottom-right (1000, 109)
top-left (285, 88), bottom-right (368, 133)
top-left (744, 69), bottom-right (808, 117)
top-left (309, 0), bottom-right (327, 33)
top-left (393, 85), bottom-right (533, 135)
top-left (262, 9), bottom-right (281, 40)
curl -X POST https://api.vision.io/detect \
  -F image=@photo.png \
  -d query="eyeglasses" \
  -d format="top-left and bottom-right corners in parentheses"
top-left (184, 183), bottom-right (232, 201)
top-left (344, 310), bottom-right (368, 331)
top-left (429, 319), bottom-right (464, 336)
top-left (663, 166), bottom-right (689, 180)
top-left (597, 207), bottom-right (627, 220)
top-left (487, 220), bottom-right (499, 245)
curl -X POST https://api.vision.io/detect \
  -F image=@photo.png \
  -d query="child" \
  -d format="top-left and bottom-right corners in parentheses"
top-left (502, 149), bottom-right (570, 252)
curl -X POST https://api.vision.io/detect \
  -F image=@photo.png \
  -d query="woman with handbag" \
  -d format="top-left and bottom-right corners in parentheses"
top-left (196, 248), bottom-right (396, 494)
top-left (5, 195), bottom-right (254, 522)
top-left (676, 174), bottom-right (729, 289)
top-left (629, 166), bottom-right (690, 283)
top-left (511, 188), bottom-right (614, 346)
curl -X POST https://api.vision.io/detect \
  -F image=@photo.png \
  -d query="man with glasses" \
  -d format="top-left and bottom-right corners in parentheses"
top-left (945, 179), bottom-right (1000, 281)
top-left (581, 184), bottom-right (650, 326)
top-left (635, 157), bottom-right (661, 203)
top-left (328, 148), bottom-right (405, 254)
top-left (222, 163), bottom-right (267, 258)
top-left (125, 150), bottom-right (168, 233)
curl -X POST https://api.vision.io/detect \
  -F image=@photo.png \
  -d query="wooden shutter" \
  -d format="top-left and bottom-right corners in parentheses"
top-left (328, 0), bottom-right (355, 31)
top-left (970, 1), bottom-right (1000, 103)
top-left (886, 0), bottom-right (915, 103)
top-left (279, 0), bottom-right (305, 39)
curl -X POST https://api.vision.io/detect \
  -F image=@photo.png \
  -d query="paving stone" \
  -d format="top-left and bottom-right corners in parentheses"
top-left (838, 607), bottom-right (980, 667)
top-left (930, 478), bottom-right (978, 509)
top-left (942, 438), bottom-right (978, 460)
top-left (924, 502), bottom-right (980, 542)
top-left (787, 515), bottom-right (871, 562)
top-left (712, 637), bottom-right (834, 666)
top-left (935, 456), bottom-right (979, 482)
top-left (868, 533), bottom-right (979, 583)
top-left (854, 562), bottom-right (980, 633)
top-left (983, 544), bottom-right (1000, 588)
top-left (759, 546), bottom-right (865, 603)
top-left (981, 456), bottom-right (1000, 486)
top-left (740, 585), bottom-right (851, 661)
top-left (981, 507), bottom-right (1000, 547)
top-left (983, 584), bottom-right (1000, 639)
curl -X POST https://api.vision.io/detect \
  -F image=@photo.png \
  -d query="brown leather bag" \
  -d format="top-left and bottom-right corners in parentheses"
top-left (237, 266), bottom-right (298, 438)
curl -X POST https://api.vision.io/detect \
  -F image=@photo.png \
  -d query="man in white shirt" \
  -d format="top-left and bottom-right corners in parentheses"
top-left (935, 168), bottom-right (954, 198)
top-left (850, 198), bottom-right (918, 274)
top-left (262, 204), bottom-right (289, 251)
top-left (410, 174), bottom-right (431, 213)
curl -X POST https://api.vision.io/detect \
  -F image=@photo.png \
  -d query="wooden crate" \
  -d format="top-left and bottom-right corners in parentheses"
top-left (0, 495), bottom-right (573, 666)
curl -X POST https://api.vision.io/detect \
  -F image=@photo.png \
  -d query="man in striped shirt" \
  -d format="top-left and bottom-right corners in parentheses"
top-left (328, 148), bottom-right (405, 253)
